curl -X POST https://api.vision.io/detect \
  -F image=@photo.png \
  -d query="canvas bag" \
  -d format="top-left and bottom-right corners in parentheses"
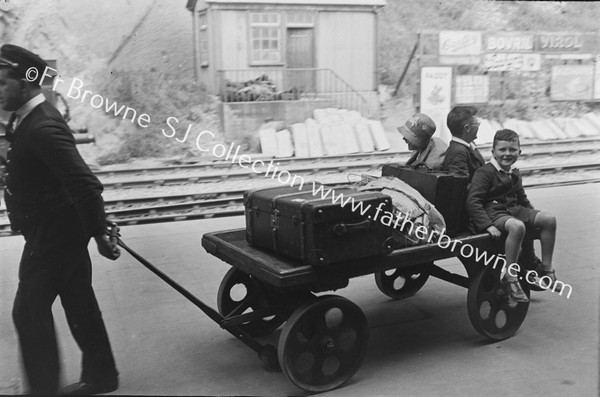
top-left (356, 176), bottom-right (446, 245)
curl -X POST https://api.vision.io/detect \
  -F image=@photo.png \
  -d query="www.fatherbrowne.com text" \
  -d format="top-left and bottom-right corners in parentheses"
top-left (28, 66), bottom-right (572, 298)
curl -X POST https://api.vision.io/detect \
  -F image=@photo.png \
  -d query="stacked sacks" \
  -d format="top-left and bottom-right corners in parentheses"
top-left (474, 118), bottom-right (497, 145)
top-left (500, 114), bottom-right (600, 141)
top-left (258, 111), bottom-right (600, 157)
top-left (259, 108), bottom-right (391, 157)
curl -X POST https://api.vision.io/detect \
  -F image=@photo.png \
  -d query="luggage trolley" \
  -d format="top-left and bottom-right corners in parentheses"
top-left (199, 229), bottom-right (532, 393)
top-left (112, 216), bottom-right (533, 394)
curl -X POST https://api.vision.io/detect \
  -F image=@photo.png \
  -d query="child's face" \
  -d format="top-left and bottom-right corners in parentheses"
top-left (462, 117), bottom-right (480, 142)
top-left (492, 139), bottom-right (520, 170)
top-left (403, 136), bottom-right (426, 151)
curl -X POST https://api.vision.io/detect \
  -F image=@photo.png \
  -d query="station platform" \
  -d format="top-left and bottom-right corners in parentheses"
top-left (0, 183), bottom-right (598, 396)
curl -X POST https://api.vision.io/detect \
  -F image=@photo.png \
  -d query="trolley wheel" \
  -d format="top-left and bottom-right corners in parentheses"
top-left (278, 295), bottom-right (369, 393)
top-left (374, 267), bottom-right (429, 300)
top-left (467, 266), bottom-right (530, 341)
top-left (217, 268), bottom-right (286, 337)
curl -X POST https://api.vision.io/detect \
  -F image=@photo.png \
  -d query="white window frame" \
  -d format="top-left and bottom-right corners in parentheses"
top-left (248, 12), bottom-right (283, 65)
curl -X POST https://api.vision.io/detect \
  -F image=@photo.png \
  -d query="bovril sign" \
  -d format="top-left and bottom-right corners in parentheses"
top-left (486, 34), bottom-right (534, 52)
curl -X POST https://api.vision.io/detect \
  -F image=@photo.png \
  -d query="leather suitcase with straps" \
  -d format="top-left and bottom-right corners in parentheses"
top-left (244, 184), bottom-right (394, 266)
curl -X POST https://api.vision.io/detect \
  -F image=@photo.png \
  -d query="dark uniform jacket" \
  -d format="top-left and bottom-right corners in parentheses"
top-left (4, 101), bottom-right (106, 240)
top-left (466, 162), bottom-right (533, 232)
top-left (442, 140), bottom-right (485, 181)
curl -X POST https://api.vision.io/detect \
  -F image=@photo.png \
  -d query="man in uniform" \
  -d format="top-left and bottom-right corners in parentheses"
top-left (0, 44), bottom-right (120, 395)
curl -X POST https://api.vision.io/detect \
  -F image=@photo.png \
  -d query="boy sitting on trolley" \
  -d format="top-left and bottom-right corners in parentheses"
top-left (466, 129), bottom-right (561, 302)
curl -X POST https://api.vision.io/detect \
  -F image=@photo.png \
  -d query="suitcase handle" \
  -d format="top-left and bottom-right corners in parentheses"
top-left (333, 219), bottom-right (372, 235)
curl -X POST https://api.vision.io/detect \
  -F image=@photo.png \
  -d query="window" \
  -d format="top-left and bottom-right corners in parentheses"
top-left (287, 12), bottom-right (314, 27)
top-left (249, 12), bottom-right (281, 64)
top-left (198, 12), bottom-right (208, 67)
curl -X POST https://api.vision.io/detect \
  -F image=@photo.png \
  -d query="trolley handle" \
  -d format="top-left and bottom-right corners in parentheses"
top-left (105, 220), bottom-right (280, 370)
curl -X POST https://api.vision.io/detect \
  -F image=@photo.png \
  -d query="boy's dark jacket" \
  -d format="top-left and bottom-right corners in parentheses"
top-left (442, 140), bottom-right (485, 181)
top-left (466, 162), bottom-right (533, 232)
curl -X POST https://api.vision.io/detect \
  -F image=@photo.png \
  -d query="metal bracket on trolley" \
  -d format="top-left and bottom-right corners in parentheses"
top-left (106, 220), bottom-right (280, 371)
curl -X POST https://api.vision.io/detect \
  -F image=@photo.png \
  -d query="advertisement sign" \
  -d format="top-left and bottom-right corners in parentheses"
top-left (537, 33), bottom-right (583, 52)
top-left (420, 67), bottom-right (452, 142)
top-left (483, 53), bottom-right (541, 72)
top-left (551, 65), bottom-right (594, 101)
top-left (439, 31), bottom-right (482, 56)
top-left (455, 75), bottom-right (490, 104)
top-left (485, 33), bottom-right (534, 53)
top-left (594, 56), bottom-right (600, 100)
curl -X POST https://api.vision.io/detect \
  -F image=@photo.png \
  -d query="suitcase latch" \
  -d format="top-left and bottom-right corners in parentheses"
top-left (271, 209), bottom-right (279, 229)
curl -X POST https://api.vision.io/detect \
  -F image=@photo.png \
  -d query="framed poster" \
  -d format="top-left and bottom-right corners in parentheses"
top-left (439, 31), bottom-right (482, 56)
top-left (455, 75), bottom-right (490, 104)
top-left (439, 30), bottom-right (482, 65)
top-left (551, 65), bottom-right (594, 101)
top-left (420, 67), bottom-right (453, 142)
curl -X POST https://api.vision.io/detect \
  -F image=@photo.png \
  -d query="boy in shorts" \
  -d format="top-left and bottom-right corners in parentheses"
top-left (466, 129), bottom-right (559, 302)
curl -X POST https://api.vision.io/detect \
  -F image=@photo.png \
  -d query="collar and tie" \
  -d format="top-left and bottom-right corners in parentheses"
top-left (5, 112), bottom-right (17, 142)
top-left (471, 145), bottom-right (485, 165)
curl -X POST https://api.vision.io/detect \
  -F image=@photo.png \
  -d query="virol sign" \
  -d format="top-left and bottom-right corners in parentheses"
top-left (537, 33), bottom-right (583, 51)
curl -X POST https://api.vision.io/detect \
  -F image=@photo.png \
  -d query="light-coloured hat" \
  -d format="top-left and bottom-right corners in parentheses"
top-left (397, 113), bottom-right (436, 145)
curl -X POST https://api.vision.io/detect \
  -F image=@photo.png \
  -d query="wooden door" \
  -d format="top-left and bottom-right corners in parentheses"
top-left (286, 28), bottom-right (315, 93)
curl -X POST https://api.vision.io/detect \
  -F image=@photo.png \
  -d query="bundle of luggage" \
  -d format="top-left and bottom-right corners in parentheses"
top-left (243, 166), bottom-right (469, 266)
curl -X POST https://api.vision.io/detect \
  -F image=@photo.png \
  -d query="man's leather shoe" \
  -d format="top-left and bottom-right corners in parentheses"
top-left (60, 378), bottom-right (118, 395)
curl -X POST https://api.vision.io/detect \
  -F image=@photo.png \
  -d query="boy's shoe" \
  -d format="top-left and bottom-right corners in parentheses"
top-left (520, 254), bottom-right (542, 271)
top-left (535, 265), bottom-right (562, 293)
top-left (502, 278), bottom-right (529, 303)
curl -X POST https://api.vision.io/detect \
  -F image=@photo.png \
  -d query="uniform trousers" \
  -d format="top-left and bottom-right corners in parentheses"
top-left (12, 210), bottom-right (118, 394)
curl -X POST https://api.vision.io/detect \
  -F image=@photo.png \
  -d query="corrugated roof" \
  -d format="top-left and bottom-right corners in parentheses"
top-left (206, 0), bottom-right (386, 6)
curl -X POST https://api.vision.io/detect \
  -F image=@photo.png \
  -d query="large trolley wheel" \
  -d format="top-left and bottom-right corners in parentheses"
top-left (277, 295), bottom-right (369, 393)
top-left (217, 268), bottom-right (286, 337)
top-left (374, 266), bottom-right (429, 300)
top-left (467, 266), bottom-right (530, 341)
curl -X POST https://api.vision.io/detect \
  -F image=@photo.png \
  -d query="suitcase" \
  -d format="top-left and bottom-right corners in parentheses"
top-left (381, 165), bottom-right (469, 237)
top-left (244, 184), bottom-right (394, 266)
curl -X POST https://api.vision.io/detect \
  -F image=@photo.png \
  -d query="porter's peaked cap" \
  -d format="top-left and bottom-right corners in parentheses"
top-left (0, 44), bottom-right (48, 81)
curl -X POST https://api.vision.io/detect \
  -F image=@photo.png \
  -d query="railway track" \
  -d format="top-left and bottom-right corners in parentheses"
top-left (96, 137), bottom-right (600, 189)
top-left (1, 160), bottom-right (600, 235)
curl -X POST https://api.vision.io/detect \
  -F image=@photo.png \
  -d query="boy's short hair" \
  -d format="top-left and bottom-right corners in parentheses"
top-left (493, 129), bottom-right (520, 148)
top-left (447, 106), bottom-right (478, 137)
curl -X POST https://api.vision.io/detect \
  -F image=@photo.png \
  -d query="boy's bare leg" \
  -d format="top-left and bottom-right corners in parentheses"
top-left (533, 212), bottom-right (557, 269)
top-left (504, 218), bottom-right (526, 281)
top-left (500, 218), bottom-right (529, 302)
